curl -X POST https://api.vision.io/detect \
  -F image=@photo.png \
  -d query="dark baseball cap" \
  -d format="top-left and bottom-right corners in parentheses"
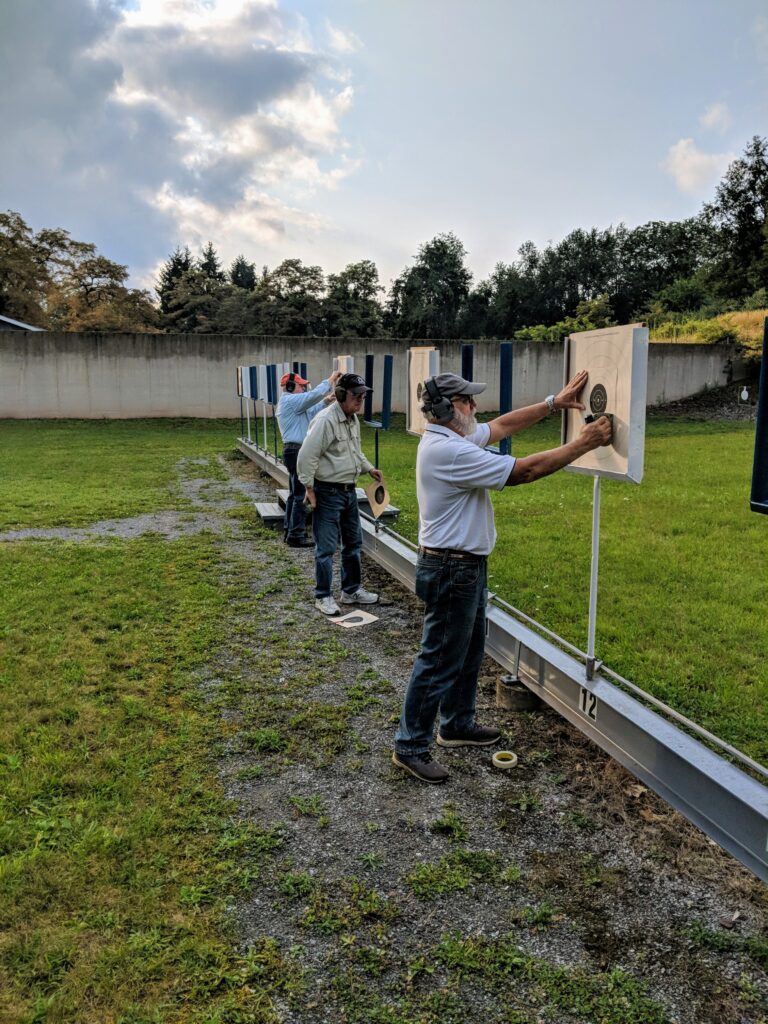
top-left (339, 372), bottom-right (372, 395)
top-left (432, 372), bottom-right (486, 398)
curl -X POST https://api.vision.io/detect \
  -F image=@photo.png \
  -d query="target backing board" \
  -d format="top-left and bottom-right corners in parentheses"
top-left (562, 324), bottom-right (648, 483)
top-left (333, 355), bottom-right (355, 374)
top-left (407, 347), bottom-right (441, 436)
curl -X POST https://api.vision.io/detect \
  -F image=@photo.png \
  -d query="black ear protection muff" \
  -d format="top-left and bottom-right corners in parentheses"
top-left (419, 377), bottom-right (454, 421)
top-left (335, 383), bottom-right (347, 402)
top-left (285, 372), bottom-right (297, 393)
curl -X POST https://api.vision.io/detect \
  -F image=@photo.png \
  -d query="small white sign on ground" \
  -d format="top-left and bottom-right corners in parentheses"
top-left (407, 347), bottom-right (441, 436)
top-left (562, 324), bottom-right (648, 483)
top-left (331, 609), bottom-right (379, 628)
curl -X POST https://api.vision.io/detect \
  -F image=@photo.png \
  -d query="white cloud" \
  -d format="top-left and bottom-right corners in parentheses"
top-left (661, 138), bottom-right (736, 194)
top-left (699, 102), bottom-right (731, 132)
top-left (326, 21), bottom-right (362, 55)
top-left (0, 0), bottom-right (360, 284)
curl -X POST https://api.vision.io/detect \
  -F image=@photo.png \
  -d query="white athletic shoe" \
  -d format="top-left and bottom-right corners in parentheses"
top-left (340, 587), bottom-right (378, 605)
top-left (315, 595), bottom-right (340, 615)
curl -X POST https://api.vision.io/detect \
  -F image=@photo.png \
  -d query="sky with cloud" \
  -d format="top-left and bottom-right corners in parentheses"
top-left (1, 0), bottom-right (766, 293)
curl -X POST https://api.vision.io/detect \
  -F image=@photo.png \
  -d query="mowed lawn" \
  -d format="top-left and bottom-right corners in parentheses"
top-left (360, 415), bottom-right (768, 765)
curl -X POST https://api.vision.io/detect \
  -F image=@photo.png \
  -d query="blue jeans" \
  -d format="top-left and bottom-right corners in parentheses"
top-left (311, 483), bottom-right (362, 598)
top-left (282, 446), bottom-right (308, 541)
top-left (395, 552), bottom-right (487, 755)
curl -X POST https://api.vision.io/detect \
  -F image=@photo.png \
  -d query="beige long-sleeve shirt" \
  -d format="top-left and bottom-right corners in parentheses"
top-left (297, 401), bottom-right (374, 486)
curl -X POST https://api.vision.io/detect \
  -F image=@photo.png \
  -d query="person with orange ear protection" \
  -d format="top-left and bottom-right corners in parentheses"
top-left (276, 368), bottom-right (342, 547)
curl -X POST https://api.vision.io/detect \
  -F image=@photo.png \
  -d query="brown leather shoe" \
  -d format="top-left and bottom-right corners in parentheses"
top-left (392, 751), bottom-right (448, 784)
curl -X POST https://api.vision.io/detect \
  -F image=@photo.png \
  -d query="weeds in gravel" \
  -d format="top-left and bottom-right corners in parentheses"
top-left (406, 850), bottom-right (500, 899)
top-left (299, 879), bottom-right (398, 935)
top-left (429, 803), bottom-right (469, 842)
top-left (686, 921), bottom-right (768, 970)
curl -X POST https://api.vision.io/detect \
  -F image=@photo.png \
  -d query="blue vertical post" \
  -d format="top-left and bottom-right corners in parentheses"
top-left (364, 354), bottom-right (374, 422)
top-left (461, 344), bottom-right (474, 382)
top-left (750, 317), bottom-right (768, 514)
top-left (292, 360), bottom-right (300, 373)
top-left (267, 364), bottom-right (279, 458)
top-left (381, 354), bottom-right (393, 431)
top-left (499, 342), bottom-right (513, 456)
top-left (300, 362), bottom-right (307, 381)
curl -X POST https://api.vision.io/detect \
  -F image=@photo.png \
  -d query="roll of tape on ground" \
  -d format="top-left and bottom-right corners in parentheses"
top-left (492, 750), bottom-right (518, 770)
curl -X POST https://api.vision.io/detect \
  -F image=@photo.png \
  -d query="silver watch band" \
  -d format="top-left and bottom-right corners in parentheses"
top-left (545, 394), bottom-right (556, 414)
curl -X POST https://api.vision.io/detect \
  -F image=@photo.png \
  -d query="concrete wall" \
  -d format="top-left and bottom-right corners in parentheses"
top-left (0, 332), bottom-right (744, 418)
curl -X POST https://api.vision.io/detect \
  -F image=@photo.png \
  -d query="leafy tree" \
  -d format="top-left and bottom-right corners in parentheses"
top-left (385, 233), bottom-right (472, 338)
top-left (229, 254), bottom-right (256, 290)
top-left (263, 259), bottom-right (325, 336)
top-left (704, 135), bottom-right (768, 300)
top-left (324, 260), bottom-right (383, 337)
top-left (0, 210), bottom-right (50, 325)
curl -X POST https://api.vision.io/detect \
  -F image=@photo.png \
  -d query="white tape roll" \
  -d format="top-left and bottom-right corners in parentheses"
top-left (492, 750), bottom-right (518, 770)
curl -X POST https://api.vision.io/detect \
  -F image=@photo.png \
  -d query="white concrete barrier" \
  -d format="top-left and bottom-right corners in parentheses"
top-left (0, 332), bottom-right (744, 418)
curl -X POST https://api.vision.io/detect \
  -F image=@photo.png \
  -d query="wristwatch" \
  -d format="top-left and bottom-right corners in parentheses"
top-left (545, 394), bottom-right (556, 414)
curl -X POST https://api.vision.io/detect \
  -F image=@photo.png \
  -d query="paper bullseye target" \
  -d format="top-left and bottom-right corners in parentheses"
top-left (562, 324), bottom-right (648, 483)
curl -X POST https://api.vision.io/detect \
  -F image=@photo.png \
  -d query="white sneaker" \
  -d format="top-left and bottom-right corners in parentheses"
top-left (340, 587), bottom-right (378, 605)
top-left (315, 595), bottom-right (340, 616)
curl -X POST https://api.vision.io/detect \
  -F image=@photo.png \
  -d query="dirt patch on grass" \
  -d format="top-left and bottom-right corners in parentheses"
top-left (201, 452), bottom-right (768, 1024)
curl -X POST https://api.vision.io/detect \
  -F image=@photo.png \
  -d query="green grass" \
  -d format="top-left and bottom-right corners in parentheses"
top-left (362, 415), bottom-right (768, 763)
top-left (0, 418), bottom-right (240, 529)
top-left (0, 535), bottom-right (295, 1022)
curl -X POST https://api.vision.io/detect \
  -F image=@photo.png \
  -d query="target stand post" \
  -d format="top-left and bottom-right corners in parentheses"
top-left (586, 474), bottom-right (602, 680)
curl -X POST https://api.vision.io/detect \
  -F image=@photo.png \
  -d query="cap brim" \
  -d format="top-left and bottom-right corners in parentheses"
top-left (348, 385), bottom-right (373, 395)
top-left (456, 381), bottom-right (486, 396)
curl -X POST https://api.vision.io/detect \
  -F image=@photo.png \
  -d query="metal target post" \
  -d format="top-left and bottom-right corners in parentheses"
top-left (586, 474), bottom-right (601, 680)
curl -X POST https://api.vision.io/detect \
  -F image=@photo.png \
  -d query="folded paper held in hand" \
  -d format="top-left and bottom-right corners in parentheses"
top-left (364, 477), bottom-right (390, 519)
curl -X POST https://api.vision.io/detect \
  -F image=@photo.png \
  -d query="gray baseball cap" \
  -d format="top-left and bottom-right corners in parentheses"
top-left (432, 373), bottom-right (487, 398)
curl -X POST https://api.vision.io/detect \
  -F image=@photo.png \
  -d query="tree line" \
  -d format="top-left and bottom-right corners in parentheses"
top-left (2, 136), bottom-right (766, 339)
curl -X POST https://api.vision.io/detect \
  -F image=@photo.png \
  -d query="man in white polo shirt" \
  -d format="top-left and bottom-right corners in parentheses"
top-left (393, 371), bottom-right (611, 784)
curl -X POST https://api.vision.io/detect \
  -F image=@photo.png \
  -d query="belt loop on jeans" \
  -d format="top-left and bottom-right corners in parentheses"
top-left (418, 546), bottom-right (485, 562)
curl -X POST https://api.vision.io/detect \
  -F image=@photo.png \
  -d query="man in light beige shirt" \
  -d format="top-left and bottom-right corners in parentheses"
top-left (297, 373), bottom-right (383, 615)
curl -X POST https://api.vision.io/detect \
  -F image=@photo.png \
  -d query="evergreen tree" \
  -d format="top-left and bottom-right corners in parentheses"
top-left (198, 241), bottom-right (226, 282)
top-left (156, 246), bottom-right (192, 316)
top-left (229, 254), bottom-right (256, 290)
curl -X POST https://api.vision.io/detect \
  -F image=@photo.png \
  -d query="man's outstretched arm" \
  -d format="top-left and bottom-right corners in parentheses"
top-left (486, 369), bottom-right (589, 445)
top-left (507, 416), bottom-right (612, 485)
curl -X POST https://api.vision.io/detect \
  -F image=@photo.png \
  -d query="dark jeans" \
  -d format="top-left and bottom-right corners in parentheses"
top-left (311, 483), bottom-right (362, 598)
top-left (283, 445), bottom-right (308, 541)
top-left (395, 551), bottom-right (487, 755)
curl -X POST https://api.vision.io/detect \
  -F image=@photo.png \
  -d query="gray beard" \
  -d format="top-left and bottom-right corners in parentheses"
top-left (453, 408), bottom-right (478, 435)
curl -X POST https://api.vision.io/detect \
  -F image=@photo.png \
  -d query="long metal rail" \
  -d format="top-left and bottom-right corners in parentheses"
top-left (238, 437), bottom-right (768, 880)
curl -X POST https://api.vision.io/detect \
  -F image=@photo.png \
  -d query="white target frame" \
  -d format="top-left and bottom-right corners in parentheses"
top-left (333, 355), bottom-right (355, 374)
top-left (562, 323), bottom-right (648, 484)
top-left (407, 347), bottom-right (441, 436)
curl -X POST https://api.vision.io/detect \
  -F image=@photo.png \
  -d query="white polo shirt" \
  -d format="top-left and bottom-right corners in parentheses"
top-left (416, 423), bottom-right (516, 556)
